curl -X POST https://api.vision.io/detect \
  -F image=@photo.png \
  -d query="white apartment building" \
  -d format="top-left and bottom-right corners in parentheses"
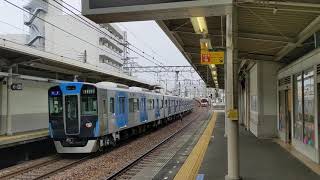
top-left (25, 0), bottom-right (126, 73)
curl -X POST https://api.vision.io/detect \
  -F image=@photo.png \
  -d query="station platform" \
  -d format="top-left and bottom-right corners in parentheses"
top-left (0, 129), bottom-right (48, 149)
top-left (174, 111), bottom-right (320, 180)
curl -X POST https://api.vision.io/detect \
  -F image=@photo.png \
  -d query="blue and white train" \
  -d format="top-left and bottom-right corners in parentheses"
top-left (48, 82), bottom-right (194, 153)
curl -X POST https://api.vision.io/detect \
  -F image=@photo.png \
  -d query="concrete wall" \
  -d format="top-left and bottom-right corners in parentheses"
top-left (249, 64), bottom-right (259, 136)
top-left (259, 61), bottom-right (281, 138)
top-left (0, 79), bottom-right (56, 135)
top-left (249, 61), bottom-right (282, 138)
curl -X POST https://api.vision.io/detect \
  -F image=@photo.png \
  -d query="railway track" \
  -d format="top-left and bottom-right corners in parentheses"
top-left (0, 109), bottom-right (205, 180)
top-left (0, 154), bottom-right (94, 180)
top-left (105, 111), bottom-right (205, 180)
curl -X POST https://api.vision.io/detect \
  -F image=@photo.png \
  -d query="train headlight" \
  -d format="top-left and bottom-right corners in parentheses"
top-left (85, 122), bottom-right (93, 128)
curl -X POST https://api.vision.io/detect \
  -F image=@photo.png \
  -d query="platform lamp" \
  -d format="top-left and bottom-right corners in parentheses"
top-left (190, 17), bottom-right (208, 34)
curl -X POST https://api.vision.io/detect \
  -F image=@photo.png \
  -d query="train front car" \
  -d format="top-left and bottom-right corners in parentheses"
top-left (48, 82), bottom-right (100, 153)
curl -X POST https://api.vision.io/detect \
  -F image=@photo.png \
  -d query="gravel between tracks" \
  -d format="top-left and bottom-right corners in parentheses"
top-left (0, 156), bottom-right (58, 178)
top-left (48, 109), bottom-right (206, 180)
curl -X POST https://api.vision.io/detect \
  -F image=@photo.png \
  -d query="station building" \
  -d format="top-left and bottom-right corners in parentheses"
top-left (238, 35), bottom-right (320, 163)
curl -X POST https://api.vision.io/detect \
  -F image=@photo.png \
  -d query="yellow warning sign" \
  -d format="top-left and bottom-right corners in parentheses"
top-left (210, 51), bottom-right (224, 65)
top-left (227, 109), bottom-right (238, 121)
top-left (200, 50), bottom-right (224, 65)
top-left (200, 50), bottom-right (211, 64)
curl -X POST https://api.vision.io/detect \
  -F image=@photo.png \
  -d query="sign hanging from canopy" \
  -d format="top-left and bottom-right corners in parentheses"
top-left (200, 50), bottom-right (224, 65)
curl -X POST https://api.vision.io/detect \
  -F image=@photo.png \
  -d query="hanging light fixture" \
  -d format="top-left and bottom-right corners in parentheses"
top-left (190, 17), bottom-right (208, 34)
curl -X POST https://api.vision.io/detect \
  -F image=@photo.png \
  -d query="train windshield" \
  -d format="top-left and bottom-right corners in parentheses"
top-left (49, 96), bottom-right (63, 117)
top-left (48, 87), bottom-right (63, 118)
top-left (81, 85), bottom-right (97, 116)
top-left (201, 99), bottom-right (208, 103)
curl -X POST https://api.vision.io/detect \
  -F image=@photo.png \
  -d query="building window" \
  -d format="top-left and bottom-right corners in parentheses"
top-left (294, 69), bottom-right (315, 147)
top-left (294, 73), bottom-right (303, 141)
top-left (303, 70), bottom-right (315, 146)
top-left (278, 91), bottom-right (286, 132)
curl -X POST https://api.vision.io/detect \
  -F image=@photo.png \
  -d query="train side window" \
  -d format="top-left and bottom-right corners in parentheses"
top-left (165, 100), bottom-right (167, 107)
top-left (148, 99), bottom-right (153, 110)
top-left (161, 99), bottom-right (164, 108)
top-left (103, 100), bottom-right (107, 114)
top-left (135, 98), bottom-right (139, 111)
top-left (156, 99), bottom-right (159, 108)
top-left (109, 97), bottom-right (114, 113)
top-left (152, 99), bottom-right (155, 109)
top-left (129, 98), bottom-right (134, 112)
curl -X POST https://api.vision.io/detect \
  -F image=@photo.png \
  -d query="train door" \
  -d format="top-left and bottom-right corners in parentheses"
top-left (64, 95), bottom-right (80, 135)
top-left (102, 98), bottom-right (108, 132)
top-left (155, 98), bottom-right (160, 119)
top-left (115, 92), bottom-right (128, 128)
top-left (140, 96), bottom-right (148, 122)
top-left (168, 99), bottom-right (171, 115)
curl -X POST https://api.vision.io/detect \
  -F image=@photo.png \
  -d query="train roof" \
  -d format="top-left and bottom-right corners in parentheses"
top-left (55, 81), bottom-right (192, 99)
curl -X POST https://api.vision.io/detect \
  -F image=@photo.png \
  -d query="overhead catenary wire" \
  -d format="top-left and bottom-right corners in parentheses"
top-left (3, 0), bottom-right (126, 61)
top-left (36, 0), bottom-right (162, 78)
top-left (0, 20), bottom-right (105, 68)
top-left (4, 0), bottom-right (200, 90)
top-left (55, 0), bottom-right (196, 82)
top-left (54, 0), bottom-right (198, 87)
top-left (4, 0), bottom-right (160, 79)
top-left (54, 0), bottom-right (171, 68)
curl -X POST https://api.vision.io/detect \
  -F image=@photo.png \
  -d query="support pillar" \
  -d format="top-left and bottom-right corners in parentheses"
top-left (225, 7), bottom-right (240, 180)
top-left (6, 67), bottom-right (13, 136)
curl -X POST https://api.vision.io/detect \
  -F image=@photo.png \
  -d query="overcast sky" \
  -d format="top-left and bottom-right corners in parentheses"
top-left (0, 0), bottom-right (202, 90)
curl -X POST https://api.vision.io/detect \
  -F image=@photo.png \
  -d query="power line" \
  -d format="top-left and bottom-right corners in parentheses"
top-left (3, 0), bottom-right (162, 83)
top-left (3, 0), bottom-right (124, 60)
top-left (5, 0), bottom-right (195, 88)
top-left (52, 0), bottom-right (196, 86)
top-left (0, 19), bottom-right (101, 67)
top-left (118, 23), bottom-right (168, 65)
top-left (54, 0), bottom-right (185, 72)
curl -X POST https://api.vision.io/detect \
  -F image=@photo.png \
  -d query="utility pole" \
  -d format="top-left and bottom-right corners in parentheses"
top-left (6, 67), bottom-right (13, 135)
top-left (174, 71), bottom-right (179, 96)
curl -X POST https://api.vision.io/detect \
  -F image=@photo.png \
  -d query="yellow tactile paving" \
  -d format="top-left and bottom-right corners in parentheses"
top-left (0, 129), bottom-right (48, 146)
top-left (174, 112), bottom-right (217, 180)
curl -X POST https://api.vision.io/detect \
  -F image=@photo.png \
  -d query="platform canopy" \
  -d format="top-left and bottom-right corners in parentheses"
top-left (0, 39), bottom-right (154, 89)
top-left (83, 0), bottom-right (320, 89)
